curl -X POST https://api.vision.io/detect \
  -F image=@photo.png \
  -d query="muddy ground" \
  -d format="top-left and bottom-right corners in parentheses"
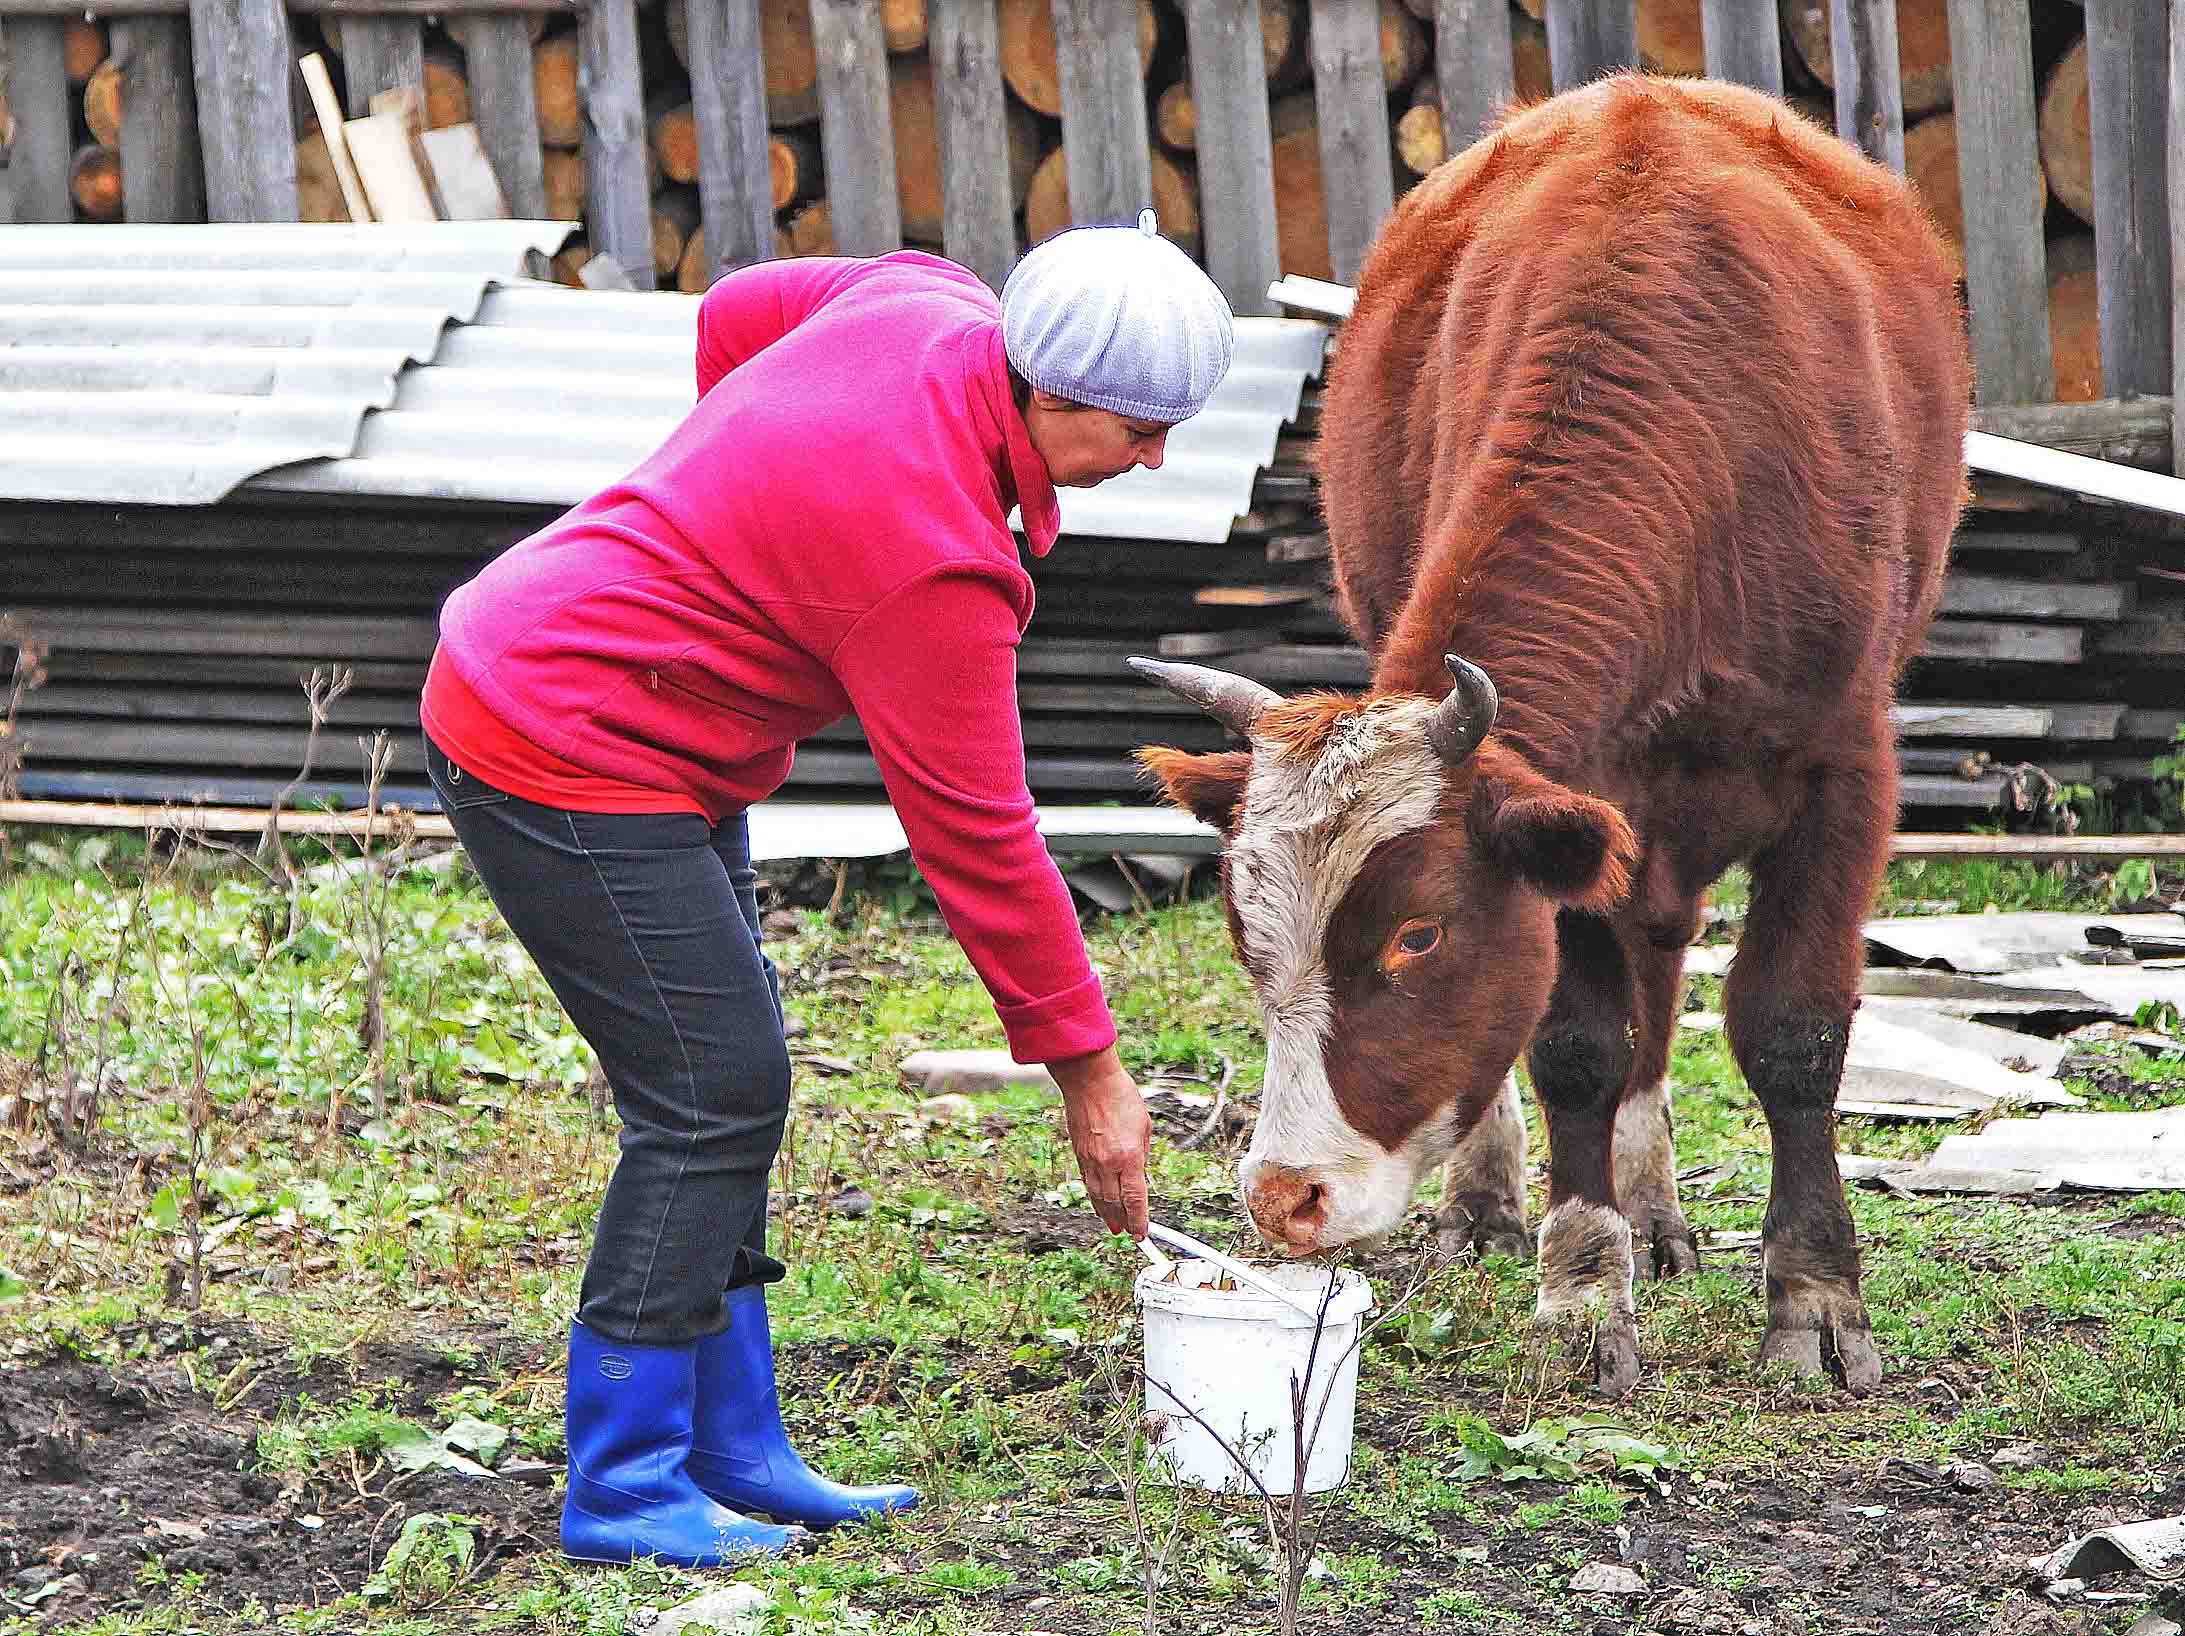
top-left (5, 1262), bottom-right (2179, 1634)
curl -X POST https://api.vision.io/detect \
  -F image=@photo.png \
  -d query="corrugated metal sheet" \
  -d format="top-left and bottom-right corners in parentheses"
top-left (0, 222), bottom-right (575, 272)
top-left (0, 222), bottom-right (575, 505)
top-left (253, 285), bottom-right (1328, 543)
top-left (0, 224), bottom-right (1326, 542)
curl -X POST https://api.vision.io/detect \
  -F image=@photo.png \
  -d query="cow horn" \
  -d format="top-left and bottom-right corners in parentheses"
top-left (1125, 656), bottom-right (1282, 739)
top-left (1426, 655), bottom-right (1498, 765)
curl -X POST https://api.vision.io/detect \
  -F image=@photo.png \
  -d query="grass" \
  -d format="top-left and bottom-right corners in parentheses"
top-left (1, 836), bottom-right (2182, 1634)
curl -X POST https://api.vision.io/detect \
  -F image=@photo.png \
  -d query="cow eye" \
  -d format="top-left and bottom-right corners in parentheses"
top-left (1395, 922), bottom-right (1441, 958)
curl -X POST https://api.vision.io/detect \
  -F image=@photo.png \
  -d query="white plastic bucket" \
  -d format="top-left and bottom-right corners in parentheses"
top-left (1134, 1258), bottom-right (1376, 1496)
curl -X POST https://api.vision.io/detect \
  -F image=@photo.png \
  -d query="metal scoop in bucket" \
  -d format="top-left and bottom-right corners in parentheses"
top-left (1137, 1220), bottom-right (1325, 1322)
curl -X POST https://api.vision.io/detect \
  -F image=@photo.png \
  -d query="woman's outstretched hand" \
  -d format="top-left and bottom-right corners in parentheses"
top-left (1049, 1046), bottom-right (1152, 1240)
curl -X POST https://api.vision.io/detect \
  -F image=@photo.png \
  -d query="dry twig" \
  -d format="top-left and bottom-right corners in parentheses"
top-left (259, 666), bottom-right (353, 955)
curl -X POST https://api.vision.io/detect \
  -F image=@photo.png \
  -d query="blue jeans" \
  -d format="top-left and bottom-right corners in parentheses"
top-left (425, 733), bottom-right (789, 1345)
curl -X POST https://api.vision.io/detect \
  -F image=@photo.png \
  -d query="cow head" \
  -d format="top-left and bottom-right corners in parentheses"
top-left (1132, 655), bottom-right (1638, 1255)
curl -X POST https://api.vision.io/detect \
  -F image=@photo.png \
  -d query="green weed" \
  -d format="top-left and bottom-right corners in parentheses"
top-left (363, 1513), bottom-right (479, 1609)
top-left (1416, 1586), bottom-right (1507, 1627)
top-left (254, 1391), bottom-right (425, 1480)
top-left (5, 835), bottom-right (2184, 1635)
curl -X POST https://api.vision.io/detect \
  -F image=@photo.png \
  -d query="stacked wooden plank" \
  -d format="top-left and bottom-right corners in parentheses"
top-left (0, 493), bottom-right (1310, 808)
top-left (1, 0), bottom-right (2180, 826)
top-left (1144, 380), bottom-right (2185, 821)
top-left (5, 446), bottom-right (2176, 821)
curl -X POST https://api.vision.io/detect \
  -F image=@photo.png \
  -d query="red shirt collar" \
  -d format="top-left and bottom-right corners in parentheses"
top-left (973, 326), bottom-right (1061, 557)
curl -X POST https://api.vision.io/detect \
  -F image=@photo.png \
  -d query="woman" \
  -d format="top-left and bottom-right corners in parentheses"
top-left (420, 212), bottom-right (1234, 1566)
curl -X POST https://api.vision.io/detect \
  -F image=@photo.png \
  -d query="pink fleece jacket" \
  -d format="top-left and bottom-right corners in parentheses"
top-left (430, 251), bottom-right (1116, 1065)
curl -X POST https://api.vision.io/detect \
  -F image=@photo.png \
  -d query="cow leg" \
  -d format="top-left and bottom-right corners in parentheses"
top-left (1433, 1073), bottom-right (1530, 1262)
top-left (1616, 938), bottom-right (1699, 1280)
top-left (1724, 762), bottom-right (1888, 1394)
top-left (1525, 910), bottom-right (1640, 1398)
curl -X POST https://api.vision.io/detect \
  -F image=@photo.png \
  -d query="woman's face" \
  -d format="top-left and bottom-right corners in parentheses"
top-left (1023, 389), bottom-right (1176, 487)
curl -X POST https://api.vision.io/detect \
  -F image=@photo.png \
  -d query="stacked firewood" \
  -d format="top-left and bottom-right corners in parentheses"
top-left (50, 0), bottom-right (2113, 385)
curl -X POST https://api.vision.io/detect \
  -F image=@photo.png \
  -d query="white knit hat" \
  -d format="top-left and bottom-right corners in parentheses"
top-left (1001, 209), bottom-right (1235, 423)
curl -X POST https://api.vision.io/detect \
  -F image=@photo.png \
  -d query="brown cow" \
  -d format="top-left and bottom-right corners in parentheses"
top-left (1132, 75), bottom-right (1970, 1396)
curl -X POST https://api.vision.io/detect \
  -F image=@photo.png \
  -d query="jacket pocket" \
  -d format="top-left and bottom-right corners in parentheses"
top-left (641, 659), bottom-right (772, 724)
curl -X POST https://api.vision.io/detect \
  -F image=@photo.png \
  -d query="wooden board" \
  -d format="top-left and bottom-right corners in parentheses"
top-left (2046, 703), bottom-right (2129, 740)
top-left (1889, 703), bottom-right (2053, 738)
top-left (1784, 0), bottom-right (1951, 119)
top-left (112, 17), bottom-right (204, 222)
top-left (809, 0), bottom-right (902, 255)
top-left (1308, 0), bottom-right (1396, 285)
top-left (1936, 574), bottom-right (2132, 622)
top-left (35, 652), bottom-right (432, 690)
top-left (2122, 707), bottom-right (2185, 740)
top-left (1898, 772), bottom-right (2004, 810)
top-left (1949, 527), bottom-right (2082, 555)
top-left (1942, 0), bottom-right (2053, 406)
top-left (929, 0), bottom-right (1018, 290)
top-left (1971, 398), bottom-right (2172, 470)
top-left (1699, 0), bottom-right (1783, 94)
top-left (188, 0), bottom-right (300, 220)
top-left (1825, 0), bottom-right (1905, 173)
top-left (1919, 620), bottom-right (2084, 665)
top-left (580, 0), bottom-right (656, 288)
top-left (338, 16), bottom-right (423, 117)
top-left (343, 111), bottom-right (438, 221)
top-left (1266, 531), bottom-right (1331, 563)
top-left (1192, 584), bottom-right (1321, 608)
top-left (2085, 0), bottom-right (2172, 400)
top-left (1155, 628), bottom-right (1296, 658)
top-left (1898, 747), bottom-right (2093, 779)
top-left (419, 123), bottom-right (509, 218)
top-left (1180, 0), bottom-right (1281, 313)
top-left (1052, 0), bottom-right (1156, 232)
top-left (2095, 618), bottom-right (2185, 661)
top-left (1433, 0), bottom-right (1517, 149)
top-left (683, 0), bottom-right (775, 275)
top-left (1216, 643), bottom-right (1373, 686)
top-left (3, 20), bottom-right (74, 221)
top-left (9, 607), bottom-right (439, 660)
top-left (457, 14), bottom-right (548, 218)
top-left (299, 51), bottom-right (373, 223)
top-left (1541, 0), bottom-right (1637, 91)
top-left (22, 683), bottom-right (426, 728)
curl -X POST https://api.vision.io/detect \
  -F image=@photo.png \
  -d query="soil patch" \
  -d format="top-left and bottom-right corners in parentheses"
top-left (5, 1311), bottom-right (2176, 1634)
top-left (0, 1317), bottom-right (561, 1628)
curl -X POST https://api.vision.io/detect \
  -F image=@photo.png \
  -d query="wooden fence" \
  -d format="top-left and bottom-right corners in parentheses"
top-left (0, 0), bottom-right (2176, 426)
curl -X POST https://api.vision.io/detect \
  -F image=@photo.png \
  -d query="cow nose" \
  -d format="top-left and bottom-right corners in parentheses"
top-left (1246, 1165), bottom-right (1331, 1253)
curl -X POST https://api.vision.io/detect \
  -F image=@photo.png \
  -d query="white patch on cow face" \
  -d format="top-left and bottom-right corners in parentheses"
top-left (1231, 698), bottom-right (1453, 1249)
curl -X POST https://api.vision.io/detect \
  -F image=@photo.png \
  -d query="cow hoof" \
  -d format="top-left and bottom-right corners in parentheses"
top-left (1526, 1309), bottom-right (1642, 1400)
top-left (1640, 1222), bottom-right (1700, 1281)
top-left (1617, 1193), bottom-right (1698, 1281)
top-left (1759, 1321), bottom-right (1882, 1395)
top-left (1434, 1193), bottom-right (1532, 1264)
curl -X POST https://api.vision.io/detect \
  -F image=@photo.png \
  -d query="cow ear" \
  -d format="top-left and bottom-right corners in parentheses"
top-left (1470, 765), bottom-right (1638, 912)
top-left (1135, 747), bottom-right (1252, 834)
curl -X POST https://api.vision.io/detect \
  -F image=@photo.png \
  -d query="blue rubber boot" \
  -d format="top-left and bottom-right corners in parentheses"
top-left (560, 1320), bottom-right (810, 1566)
top-left (686, 1286), bottom-right (920, 1529)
